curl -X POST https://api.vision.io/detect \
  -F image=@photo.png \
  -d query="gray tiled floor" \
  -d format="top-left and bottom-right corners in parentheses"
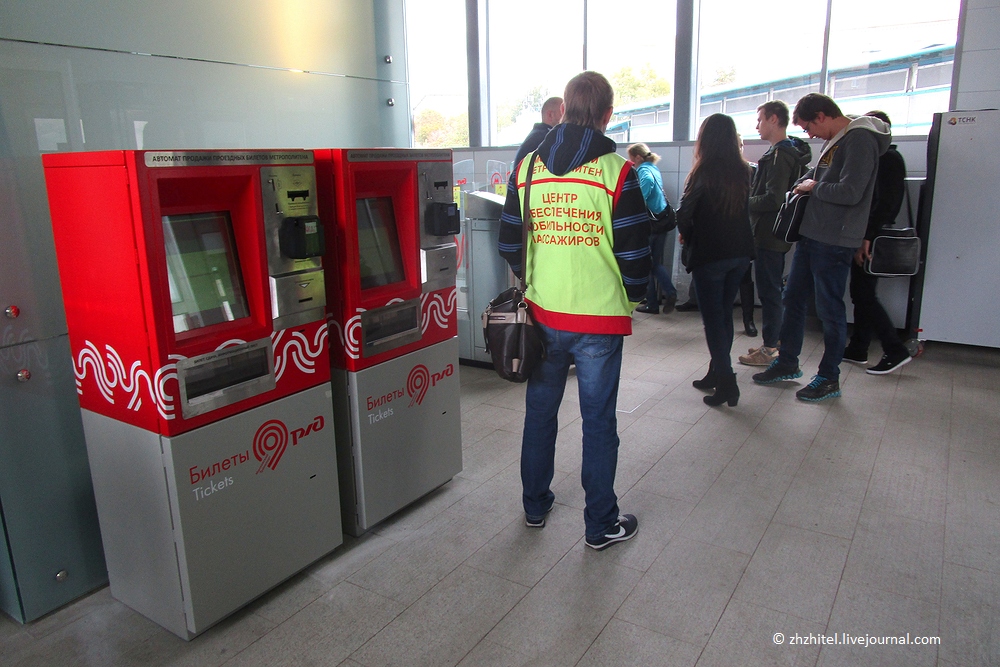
top-left (3, 310), bottom-right (999, 666)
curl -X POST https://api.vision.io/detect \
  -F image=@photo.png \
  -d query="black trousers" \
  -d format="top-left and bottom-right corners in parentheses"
top-left (848, 262), bottom-right (907, 357)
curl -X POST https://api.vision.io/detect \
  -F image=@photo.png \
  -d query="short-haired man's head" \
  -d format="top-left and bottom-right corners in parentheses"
top-left (792, 93), bottom-right (843, 125)
top-left (757, 100), bottom-right (790, 128)
top-left (541, 97), bottom-right (563, 125)
top-left (865, 110), bottom-right (891, 128)
top-left (627, 142), bottom-right (660, 164)
top-left (563, 71), bottom-right (614, 132)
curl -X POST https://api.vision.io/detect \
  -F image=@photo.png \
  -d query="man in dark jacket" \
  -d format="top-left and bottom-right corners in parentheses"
top-left (498, 72), bottom-right (649, 550)
top-left (512, 96), bottom-right (562, 169)
top-left (843, 110), bottom-right (911, 375)
top-left (753, 93), bottom-right (890, 401)
top-left (740, 101), bottom-right (812, 367)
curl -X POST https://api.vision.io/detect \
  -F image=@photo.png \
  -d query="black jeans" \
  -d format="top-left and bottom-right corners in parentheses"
top-left (693, 257), bottom-right (751, 375)
top-left (848, 262), bottom-right (907, 357)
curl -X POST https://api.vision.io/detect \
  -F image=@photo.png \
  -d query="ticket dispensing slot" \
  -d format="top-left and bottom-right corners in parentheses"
top-left (175, 338), bottom-right (276, 418)
top-left (360, 299), bottom-right (421, 358)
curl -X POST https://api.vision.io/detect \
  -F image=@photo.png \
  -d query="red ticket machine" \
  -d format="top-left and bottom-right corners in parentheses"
top-left (315, 149), bottom-right (463, 535)
top-left (42, 150), bottom-right (342, 639)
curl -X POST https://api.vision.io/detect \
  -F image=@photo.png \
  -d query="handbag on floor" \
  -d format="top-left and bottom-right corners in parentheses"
top-left (772, 191), bottom-right (809, 243)
top-left (482, 152), bottom-right (545, 383)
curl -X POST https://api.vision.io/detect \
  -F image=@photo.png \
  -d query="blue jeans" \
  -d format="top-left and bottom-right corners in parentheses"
top-left (754, 247), bottom-right (786, 348)
top-left (645, 231), bottom-right (677, 305)
top-left (777, 237), bottom-right (855, 380)
top-left (692, 257), bottom-right (751, 376)
top-left (522, 323), bottom-right (623, 539)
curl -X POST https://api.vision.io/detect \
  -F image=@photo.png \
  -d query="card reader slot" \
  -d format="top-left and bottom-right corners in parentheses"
top-left (286, 189), bottom-right (310, 201)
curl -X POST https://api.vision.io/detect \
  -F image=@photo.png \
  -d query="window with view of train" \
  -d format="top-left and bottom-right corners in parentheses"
top-left (405, 0), bottom-right (960, 148)
top-left (696, 0), bottom-right (959, 139)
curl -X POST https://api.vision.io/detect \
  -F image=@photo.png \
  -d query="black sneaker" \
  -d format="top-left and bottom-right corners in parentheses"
top-left (586, 514), bottom-right (638, 550)
top-left (842, 347), bottom-right (869, 365)
top-left (866, 350), bottom-right (912, 375)
top-left (795, 375), bottom-right (841, 402)
top-left (752, 360), bottom-right (803, 385)
top-left (662, 293), bottom-right (678, 314)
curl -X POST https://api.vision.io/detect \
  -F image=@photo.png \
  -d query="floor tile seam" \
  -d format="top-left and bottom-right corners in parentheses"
top-left (609, 610), bottom-right (711, 654)
top-left (804, 412), bottom-right (882, 547)
top-left (837, 505), bottom-right (946, 603)
top-left (6, 607), bottom-right (97, 644)
top-left (344, 604), bottom-right (428, 667)
top-left (460, 551), bottom-right (559, 592)
top-left (244, 582), bottom-right (404, 665)
top-left (691, 592), bottom-right (825, 667)
top-left (729, 593), bottom-right (837, 632)
top-left (939, 557), bottom-right (1000, 578)
top-left (767, 518), bottom-right (860, 545)
top-left (453, 458), bottom-right (518, 488)
top-left (347, 558), bottom-right (486, 664)
top-left (308, 536), bottom-right (406, 587)
top-left (346, 508), bottom-right (498, 589)
top-left (838, 571), bottom-right (944, 607)
top-left (567, 569), bottom-right (647, 666)
top-left (856, 500), bottom-right (947, 527)
top-left (628, 480), bottom-right (708, 508)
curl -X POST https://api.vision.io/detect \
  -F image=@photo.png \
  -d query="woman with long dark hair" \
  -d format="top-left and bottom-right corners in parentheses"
top-left (676, 114), bottom-right (755, 406)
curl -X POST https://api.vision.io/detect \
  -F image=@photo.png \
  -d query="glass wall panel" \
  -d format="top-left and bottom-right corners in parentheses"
top-left (826, 0), bottom-right (959, 135)
top-left (488, 0), bottom-right (584, 147)
top-left (406, 0), bottom-right (469, 147)
top-left (588, 0), bottom-right (676, 144)
top-left (696, 0), bottom-right (827, 140)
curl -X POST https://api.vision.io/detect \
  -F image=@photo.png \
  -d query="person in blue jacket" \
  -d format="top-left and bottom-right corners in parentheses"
top-left (629, 143), bottom-right (678, 314)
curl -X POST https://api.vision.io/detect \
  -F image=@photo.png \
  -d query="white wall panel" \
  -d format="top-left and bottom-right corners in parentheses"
top-left (0, 1), bottom-right (383, 80)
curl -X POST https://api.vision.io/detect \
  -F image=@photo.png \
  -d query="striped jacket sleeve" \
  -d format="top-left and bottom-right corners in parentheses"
top-left (498, 168), bottom-right (526, 278)
top-left (612, 165), bottom-right (652, 301)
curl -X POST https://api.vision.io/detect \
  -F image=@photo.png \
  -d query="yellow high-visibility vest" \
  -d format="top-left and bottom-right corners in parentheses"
top-left (515, 152), bottom-right (633, 334)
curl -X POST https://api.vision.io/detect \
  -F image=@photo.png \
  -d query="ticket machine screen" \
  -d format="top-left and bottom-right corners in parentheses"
top-left (356, 197), bottom-right (405, 290)
top-left (163, 211), bottom-right (249, 333)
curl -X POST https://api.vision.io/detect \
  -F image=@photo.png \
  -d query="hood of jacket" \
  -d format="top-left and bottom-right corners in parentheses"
top-left (533, 123), bottom-right (617, 176)
top-left (817, 115), bottom-right (891, 163)
top-left (772, 136), bottom-right (812, 173)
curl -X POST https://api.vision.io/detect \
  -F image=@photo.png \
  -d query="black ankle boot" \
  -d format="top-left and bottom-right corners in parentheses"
top-left (744, 317), bottom-right (758, 337)
top-left (692, 361), bottom-right (716, 390)
top-left (704, 372), bottom-right (739, 407)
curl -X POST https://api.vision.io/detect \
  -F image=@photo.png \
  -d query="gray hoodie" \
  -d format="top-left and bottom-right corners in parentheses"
top-left (797, 115), bottom-right (891, 248)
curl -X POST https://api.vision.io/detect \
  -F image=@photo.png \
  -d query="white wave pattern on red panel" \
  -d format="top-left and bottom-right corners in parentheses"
top-left (328, 290), bottom-right (456, 358)
top-left (270, 323), bottom-right (328, 381)
top-left (73, 341), bottom-right (179, 419)
top-left (73, 325), bottom-right (327, 420)
top-left (421, 288), bottom-right (457, 334)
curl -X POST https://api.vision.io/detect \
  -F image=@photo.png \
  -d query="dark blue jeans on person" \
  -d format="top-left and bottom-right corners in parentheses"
top-left (645, 231), bottom-right (678, 305)
top-left (521, 322), bottom-right (623, 539)
top-left (754, 247), bottom-right (786, 349)
top-left (776, 237), bottom-right (855, 380)
top-left (693, 257), bottom-right (751, 375)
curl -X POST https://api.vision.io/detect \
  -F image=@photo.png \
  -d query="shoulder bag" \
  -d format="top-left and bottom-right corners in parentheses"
top-left (865, 186), bottom-right (921, 277)
top-left (481, 152), bottom-right (546, 382)
top-left (773, 191), bottom-right (809, 243)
